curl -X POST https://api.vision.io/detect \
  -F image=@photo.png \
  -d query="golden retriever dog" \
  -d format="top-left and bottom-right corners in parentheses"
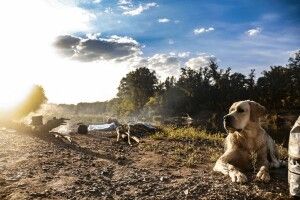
top-left (213, 100), bottom-right (285, 183)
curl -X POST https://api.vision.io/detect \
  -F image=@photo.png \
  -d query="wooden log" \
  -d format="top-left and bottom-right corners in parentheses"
top-left (0, 117), bottom-right (71, 142)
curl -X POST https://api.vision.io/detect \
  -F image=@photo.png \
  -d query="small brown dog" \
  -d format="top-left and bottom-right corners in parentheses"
top-left (213, 100), bottom-right (284, 183)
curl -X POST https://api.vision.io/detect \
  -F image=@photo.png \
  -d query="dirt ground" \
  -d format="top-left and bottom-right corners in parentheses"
top-left (0, 129), bottom-right (292, 200)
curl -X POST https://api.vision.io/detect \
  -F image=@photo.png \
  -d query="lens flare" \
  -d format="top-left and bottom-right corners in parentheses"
top-left (0, 84), bottom-right (33, 112)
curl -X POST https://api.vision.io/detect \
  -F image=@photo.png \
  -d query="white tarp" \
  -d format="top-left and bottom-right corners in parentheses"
top-left (88, 123), bottom-right (117, 131)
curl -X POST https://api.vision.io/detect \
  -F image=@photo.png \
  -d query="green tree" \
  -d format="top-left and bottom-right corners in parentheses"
top-left (256, 66), bottom-right (290, 110)
top-left (287, 50), bottom-right (300, 109)
top-left (117, 67), bottom-right (158, 115)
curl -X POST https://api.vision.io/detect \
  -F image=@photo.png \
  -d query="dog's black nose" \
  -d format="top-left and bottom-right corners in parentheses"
top-left (224, 115), bottom-right (233, 126)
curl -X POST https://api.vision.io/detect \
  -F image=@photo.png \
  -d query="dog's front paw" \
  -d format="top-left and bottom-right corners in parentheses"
top-left (229, 170), bottom-right (247, 183)
top-left (256, 166), bottom-right (270, 182)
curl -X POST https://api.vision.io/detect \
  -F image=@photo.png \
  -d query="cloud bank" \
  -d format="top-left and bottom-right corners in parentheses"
top-left (185, 54), bottom-right (216, 70)
top-left (126, 53), bottom-right (182, 80)
top-left (54, 32), bottom-right (217, 80)
top-left (54, 34), bottom-right (142, 62)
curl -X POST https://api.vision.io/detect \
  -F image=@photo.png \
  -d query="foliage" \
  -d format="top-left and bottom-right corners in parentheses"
top-left (11, 85), bottom-right (47, 119)
top-left (47, 50), bottom-right (300, 123)
top-left (119, 50), bottom-right (299, 117)
top-left (116, 67), bottom-right (158, 116)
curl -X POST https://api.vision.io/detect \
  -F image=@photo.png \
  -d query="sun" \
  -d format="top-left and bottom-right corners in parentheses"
top-left (0, 85), bottom-right (33, 112)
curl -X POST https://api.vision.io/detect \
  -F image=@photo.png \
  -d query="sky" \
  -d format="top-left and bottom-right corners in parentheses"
top-left (0, 0), bottom-right (299, 109)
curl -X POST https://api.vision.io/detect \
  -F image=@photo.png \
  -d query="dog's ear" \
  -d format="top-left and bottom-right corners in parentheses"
top-left (248, 101), bottom-right (266, 122)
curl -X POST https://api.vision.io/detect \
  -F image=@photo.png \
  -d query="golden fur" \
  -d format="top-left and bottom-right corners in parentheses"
top-left (213, 100), bottom-right (284, 183)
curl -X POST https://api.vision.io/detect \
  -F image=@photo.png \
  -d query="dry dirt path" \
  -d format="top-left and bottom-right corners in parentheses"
top-left (0, 130), bottom-right (291, 200)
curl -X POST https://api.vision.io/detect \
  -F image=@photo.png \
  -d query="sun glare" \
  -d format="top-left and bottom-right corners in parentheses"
top-left (0, 85), bottom-right (33, 111)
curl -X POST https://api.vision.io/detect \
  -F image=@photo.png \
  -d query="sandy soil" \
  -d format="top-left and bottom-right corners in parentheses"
top-left (0, 129), bottom-right (292, 200)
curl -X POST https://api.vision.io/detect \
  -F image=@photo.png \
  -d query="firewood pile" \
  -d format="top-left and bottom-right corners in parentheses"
top-left (0, 116), bottom-right (71, 142)
top-left (0, 115), bottom-right (158, 146)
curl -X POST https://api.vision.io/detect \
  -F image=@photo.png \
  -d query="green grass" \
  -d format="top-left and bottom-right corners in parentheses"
top-left (150, 126), bottom-right (225, 167)
top-left (151, 126), bottom-right (224, 144)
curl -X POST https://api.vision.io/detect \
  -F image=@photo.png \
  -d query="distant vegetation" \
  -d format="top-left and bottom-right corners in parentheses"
top-left (33, 50), bottom-right (299, 141)
top-left (53, 50), bottom-right (299, 118)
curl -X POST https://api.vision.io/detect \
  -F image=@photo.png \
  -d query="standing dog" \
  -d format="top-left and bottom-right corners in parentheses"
top-left (213, 100), bottom-right (284, 183)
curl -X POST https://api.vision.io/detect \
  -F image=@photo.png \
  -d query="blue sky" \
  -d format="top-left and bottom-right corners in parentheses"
top-left (0, 0), bottom-right (299, 105)
top-left (72, 0), bottom-right (300, 73)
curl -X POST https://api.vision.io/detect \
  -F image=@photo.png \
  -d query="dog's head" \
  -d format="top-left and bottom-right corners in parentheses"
top-left (223, 100), bottom-right (266, 132)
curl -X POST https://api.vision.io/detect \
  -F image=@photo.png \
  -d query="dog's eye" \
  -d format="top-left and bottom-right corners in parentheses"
top-left (237, 107), bottom-right (244, 113)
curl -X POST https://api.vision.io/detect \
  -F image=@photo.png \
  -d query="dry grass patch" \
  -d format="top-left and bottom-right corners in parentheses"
top-left (209, 150), bottom-right (223, 162)
top-left (172, 144), bottom-right (201, 167)
top-left (276, 143), bottom-right (288, 160)
top-left (151, 126), bottom-right (224, 144)
top-left (150, 126), bottom-right (224, 167)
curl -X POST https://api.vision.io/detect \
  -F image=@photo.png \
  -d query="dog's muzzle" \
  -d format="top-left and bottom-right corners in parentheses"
top-left (223, 115), bottom-right (234, 128)
top-left (223, 115), bottom-right (242, 132)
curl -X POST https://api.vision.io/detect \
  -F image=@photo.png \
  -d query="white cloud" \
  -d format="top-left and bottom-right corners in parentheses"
top-left (0, 0), bottom-right (131, 106)
top-left (131, 53), bottom-right (214, 79)
top-left (130, 54), bottom-right (182, 80)
top-left (0, 0), bottom-right (97, 63)
top-left (158, 18), bottom-right (170, 23)
top-left (194, 27), bottom-right (215, 35)
top-left (121, 2), bottom-right (158, 16)
top-left (118, 0), bottom-right (132, 5)
top-left (168, 39), bottom-right (174, 45)
top-left (86, 33), bottom-right (101, 39)
top-left (93, 0), bottom-right (102, 3)
top-left (287, 49), bottom-right (300, 58)
top-left (194, 28), bottom-right (205, 34)
top-left (174, 20), bottom-right (180, 24)
top-left (246, 27), bottom-right (262, 37)
top-left (178, 52), bottom-right (191, 58)
top-left (104, 7), bottom-right (114, 14)
top-left (185, 54), bottom-right (216, 70)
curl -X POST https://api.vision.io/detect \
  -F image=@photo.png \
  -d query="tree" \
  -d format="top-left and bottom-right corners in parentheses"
top-left (287, 50), bottom-right (300, 109)
top-left (11, 85), bottom-right (47, 119)
top-left (117, 67), bottom-right (158, 115)
top-left (288, 50), bottom-right (300, 68)
top-left (246, 69), bottom-right (256, 99)
top-left (256, 66), bottom-right (289, 110)
top-left (111, 51), bottom-right (300, 119)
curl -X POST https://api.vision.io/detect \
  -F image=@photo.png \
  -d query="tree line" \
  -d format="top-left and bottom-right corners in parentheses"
top-left (38, 50), bottom-right (299, 121)
top-left (111, 50), bottom-right (299, 118)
